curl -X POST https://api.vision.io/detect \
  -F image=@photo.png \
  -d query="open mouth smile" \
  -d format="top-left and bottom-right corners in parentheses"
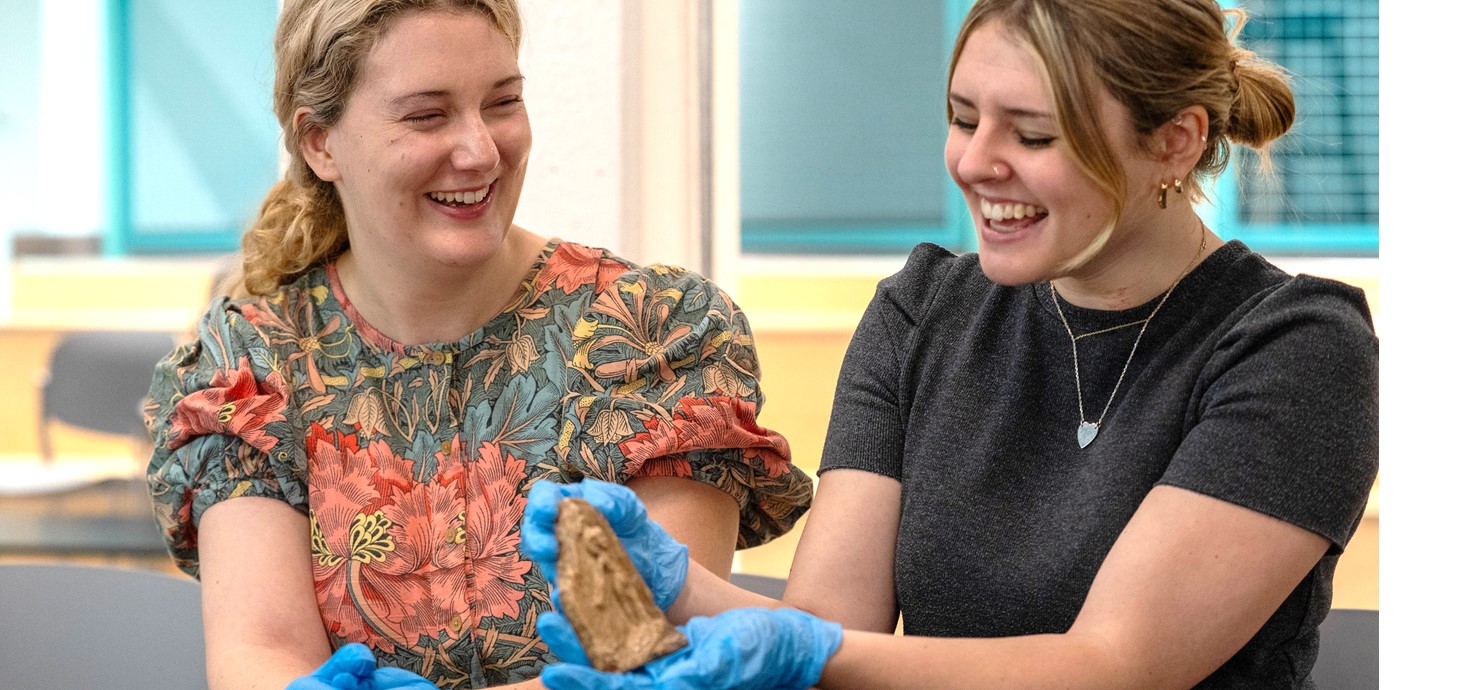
top-left (980, 198), bottom-right (1047, 224)
top-left (426, 185), bottom-right (491, 208)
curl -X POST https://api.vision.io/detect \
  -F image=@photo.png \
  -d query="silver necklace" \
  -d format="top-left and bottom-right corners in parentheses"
top-left (1052, 230), bottom-right (1207, 448)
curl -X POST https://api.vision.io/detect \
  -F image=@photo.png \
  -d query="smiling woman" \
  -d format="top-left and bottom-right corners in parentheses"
top-left (515, 1), bottom-right (1378, 689)
top-left (141, 2), bottom-right (812, 689)
top-left (293, 10), bottom-right (533, 343)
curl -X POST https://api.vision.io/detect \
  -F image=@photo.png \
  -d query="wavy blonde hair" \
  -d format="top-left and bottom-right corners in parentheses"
top-left (948, 0), bottom-right (1294, 228)
top-left (232, 0), bottom-right (523, 297)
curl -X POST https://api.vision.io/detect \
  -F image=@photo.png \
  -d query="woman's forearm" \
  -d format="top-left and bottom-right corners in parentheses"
top-left (205, 641), bottom-right (327, 690)
top-left (667, 559), bottom-right (789, 623)
top-left (819, 629), bottom-right (1142, 690)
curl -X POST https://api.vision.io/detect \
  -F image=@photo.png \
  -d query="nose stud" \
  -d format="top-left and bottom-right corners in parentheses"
top-left (992, 163), bottom-right (1004, 178)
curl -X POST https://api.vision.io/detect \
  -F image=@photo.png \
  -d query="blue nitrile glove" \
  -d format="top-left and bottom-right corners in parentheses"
top-left (369, 667), bottom-right (439, 690)
top-left (539, 607), bottom-right (843, 690)
top-left (537, 610), bottom-right (592, 667)
top-left (288, 644), bottom-right (377, 690)
top-left (523, 478), bottom-right (689, 611)
top-left (287, 643), bottom-right (439, 690)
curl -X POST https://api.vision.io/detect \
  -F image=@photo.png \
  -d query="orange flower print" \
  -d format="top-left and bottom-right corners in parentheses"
top-left (376, 479), bottom-right (470, 648)
top-left (464, 442), bottom-right (532, 627)
top-left (638, 453), bottom-right (694, 479)
top-left (309, 433), bottom-right (406, 653)
top-left (616, 397), bottom-right (792, 476)
top-left (167, 356), bottom-right (288, 452)
top-left (533, 242), bottom-right (631, 297)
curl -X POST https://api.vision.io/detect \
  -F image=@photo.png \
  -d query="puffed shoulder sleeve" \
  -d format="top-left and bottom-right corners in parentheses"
top-left (556, 264), bottom-right (812, 548)
top-left (144, 298), bottom-right (306, 576)
top-left (1160, 276), bottom-right (1379, 551)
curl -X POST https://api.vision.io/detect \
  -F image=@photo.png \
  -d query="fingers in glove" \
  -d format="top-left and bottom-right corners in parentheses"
top-left (578, 478), bottom-right (648, 532)
top-left (371, 667), bottom-right (442, 689)
top-left (538, 611), bottom-right (592, 667)
top-left (523, 480), bottom-right (584, 581)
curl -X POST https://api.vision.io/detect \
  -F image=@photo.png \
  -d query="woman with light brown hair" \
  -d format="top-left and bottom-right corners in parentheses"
top-left (523, 0), bottom-right (1378, 688)
top-left (143, 1), bottom-right (812, 688)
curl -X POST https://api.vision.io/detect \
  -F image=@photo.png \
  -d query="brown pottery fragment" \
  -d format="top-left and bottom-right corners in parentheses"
top-left (555, 498), bottom-right (688, 672)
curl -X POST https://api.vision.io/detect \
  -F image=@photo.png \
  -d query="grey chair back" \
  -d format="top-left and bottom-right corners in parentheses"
top-left (1312, 608), bottom-right (1378, 689)
top-left (38, 330), bottom-right (176, 463)
top-left (730, 572), bottom-right (788, 600)
top-left (0, 563), bottom-right (205, 689)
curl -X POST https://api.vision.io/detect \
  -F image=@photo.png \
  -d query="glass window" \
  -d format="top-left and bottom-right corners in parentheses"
top-left (742, 0), bottom-right (1379, 257)
top-left (739, 0), bottom-right (973, 254)
top-left (1212, 0), bottom-right (1378, 255)
top-left (109, 0), bottom-right (279, 254)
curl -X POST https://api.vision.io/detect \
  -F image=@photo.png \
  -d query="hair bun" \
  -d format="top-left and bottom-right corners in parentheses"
top-left (1225, 46), bottom-right (1295, 149)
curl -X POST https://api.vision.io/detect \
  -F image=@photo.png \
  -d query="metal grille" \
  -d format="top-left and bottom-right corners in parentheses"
top-left (1236, 0), bottom-right (1378, 225)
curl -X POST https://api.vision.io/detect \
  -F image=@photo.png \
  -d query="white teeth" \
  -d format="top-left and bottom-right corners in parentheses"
top-left (980, 199), bottom-right (1046, 222)
top-left (429, 188), bottom-right (490, 205)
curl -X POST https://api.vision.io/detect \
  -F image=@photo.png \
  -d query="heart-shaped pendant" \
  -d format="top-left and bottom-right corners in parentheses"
top-left (1077, 422), bottom-right (1099, 448)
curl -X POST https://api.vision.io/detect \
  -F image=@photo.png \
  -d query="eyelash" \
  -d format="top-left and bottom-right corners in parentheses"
top-left (403, 97), bottom-right (523, 124)
top-left (951, 119), bottom-right (1056, 149)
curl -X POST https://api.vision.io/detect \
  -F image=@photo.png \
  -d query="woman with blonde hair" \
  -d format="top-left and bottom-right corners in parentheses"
top-left (523, 0), bottom-right (1377, 687)
top-left (143, 1), bottom-right (812, 688)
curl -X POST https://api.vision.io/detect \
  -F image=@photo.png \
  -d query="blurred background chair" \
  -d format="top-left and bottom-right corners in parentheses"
top-left (1312, 608), bottom-right (1378, 689)
top-left (0, 330), bottom-right (177, 558)
top-left (730, 572), bottom-right (788, 600)
top-left (0, 563), bottom-right (204, 688)
top-left (37, 330), bottom-right (177, 467)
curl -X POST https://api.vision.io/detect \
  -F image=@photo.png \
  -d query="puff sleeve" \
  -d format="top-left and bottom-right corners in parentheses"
top-left (144, 298), bottom-right (308, 576)
top-left (554, 264), bottom-right (812, 548)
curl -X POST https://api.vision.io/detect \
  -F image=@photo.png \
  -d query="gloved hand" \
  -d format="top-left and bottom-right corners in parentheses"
top-left (286, 643), bottom-right (439, 690)
top-left (537, 607), bottom-right (843, 690)
top-left (523, 478), bottom-right (689, 611)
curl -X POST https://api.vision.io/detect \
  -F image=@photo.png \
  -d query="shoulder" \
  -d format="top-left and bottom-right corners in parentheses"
top-left (870, 242), bottom-right (995, 328)
top-left (1212, 248), bottom-right (1376, 351)
top-left (559, 242), bottom-right (743, 318)
top-left (1250, 274), bottom-right (1374, 332)
top-left (191, 268), bottom-right (328, 356)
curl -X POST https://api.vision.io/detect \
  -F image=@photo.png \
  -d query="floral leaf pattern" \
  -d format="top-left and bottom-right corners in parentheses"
top-left (144, 240), bottom-right (812, 688)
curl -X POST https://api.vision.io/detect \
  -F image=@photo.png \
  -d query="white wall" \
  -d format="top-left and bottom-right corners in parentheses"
top-left (514, 0), bottom-right (629, 255)
top-left (515, 0), bottom-right (737, 279)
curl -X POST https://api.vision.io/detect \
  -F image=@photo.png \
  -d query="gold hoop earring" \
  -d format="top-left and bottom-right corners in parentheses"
top-left (1173, 178), bottom-right (1184, 195)
top-left (1158, 181), bottom-right (1169, 210)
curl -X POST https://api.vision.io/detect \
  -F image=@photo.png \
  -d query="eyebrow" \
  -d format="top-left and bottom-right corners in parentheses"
top-left (388, 75), bottom-right (525, 108)
top-left (947, 93), bottom-right (1053, 121)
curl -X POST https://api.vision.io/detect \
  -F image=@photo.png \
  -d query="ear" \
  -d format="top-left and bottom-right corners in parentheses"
top-left (1156, 105), bottom-right (1210, 176)
top-left (295, 107), bottom-right (341, 182)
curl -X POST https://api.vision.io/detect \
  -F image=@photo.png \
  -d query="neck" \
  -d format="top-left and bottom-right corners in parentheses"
top-left (1051, 206), bottom-right (1214, 310)
top-left (335, 226), bottom-right (549, 345)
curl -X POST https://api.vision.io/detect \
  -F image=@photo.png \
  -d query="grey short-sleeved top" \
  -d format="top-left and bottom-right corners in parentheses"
top-left (820, 240), bottom-right (1378, 688)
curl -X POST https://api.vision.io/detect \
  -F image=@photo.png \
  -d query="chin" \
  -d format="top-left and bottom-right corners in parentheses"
top-left (977, 252), bottom-right (1047, 287)
top-left (431, 233), bottom-right (509, 268)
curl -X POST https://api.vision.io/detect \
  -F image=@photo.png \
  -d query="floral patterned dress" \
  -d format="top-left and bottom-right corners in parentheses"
top-left (144, 239), bottom-right (813, 688)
